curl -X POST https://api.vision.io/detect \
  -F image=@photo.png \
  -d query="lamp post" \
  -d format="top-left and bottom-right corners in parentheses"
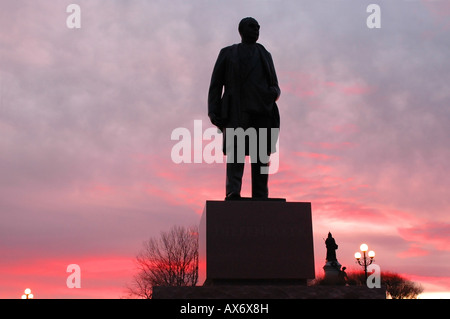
top-left (354, 243), bottom-right (375, 280)
top-left (21, 288), bottom-right (34, 299)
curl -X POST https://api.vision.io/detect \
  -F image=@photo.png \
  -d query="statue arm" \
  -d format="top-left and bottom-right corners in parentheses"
top-left (208, 47), bottom-right (228, 128)
top-left (265, 50), bottom-right (281, 102)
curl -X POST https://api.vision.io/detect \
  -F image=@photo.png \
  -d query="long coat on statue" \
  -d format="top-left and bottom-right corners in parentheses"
top-left (208, 43), bottom-right (281, 156)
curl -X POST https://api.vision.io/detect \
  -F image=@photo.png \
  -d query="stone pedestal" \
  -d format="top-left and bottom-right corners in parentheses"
top-left (199, 200), bottom-right (315, 285)
top-left (323, 261), bottom-right (342, 284)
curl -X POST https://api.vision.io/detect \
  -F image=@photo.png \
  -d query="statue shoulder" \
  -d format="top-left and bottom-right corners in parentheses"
top-left (216, 44), bottom-right (238, 60)
top-left (256, 43), bottom-right (271, 55)
top-left (220, 44), bottom-right (238, 53)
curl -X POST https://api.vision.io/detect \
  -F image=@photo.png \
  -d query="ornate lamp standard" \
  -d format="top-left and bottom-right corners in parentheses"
top-left (21, 288), bottom-right (34, 299)
top-left (354, 243), bottom-right (375, 280)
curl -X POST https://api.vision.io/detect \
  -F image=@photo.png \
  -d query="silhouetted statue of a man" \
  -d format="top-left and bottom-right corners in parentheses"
top-left (325, 232), bottom-right (338, 262)
top-left (208, 17), bottom-right (281, 200)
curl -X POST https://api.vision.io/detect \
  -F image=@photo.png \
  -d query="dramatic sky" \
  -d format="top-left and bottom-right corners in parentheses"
top-left (1, 0), bottom-right (449, 298)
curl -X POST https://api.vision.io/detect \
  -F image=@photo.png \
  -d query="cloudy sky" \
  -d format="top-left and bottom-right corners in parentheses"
top-left (1, 0), bottom-right (449, 298)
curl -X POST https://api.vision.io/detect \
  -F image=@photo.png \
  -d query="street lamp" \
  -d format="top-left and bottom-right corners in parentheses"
top-left (21, 288), bottom-right (34, 299)
top-left (354, 243), bottom-right (375, 280)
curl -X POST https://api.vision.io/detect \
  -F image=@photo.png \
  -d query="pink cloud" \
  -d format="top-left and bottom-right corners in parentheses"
top-left (279, 70), bottom-right (375, 100)
top-left (332, 123), bottom-right (359, 134)
top-left (408, 274), bottom-right (450, 293)
top-left (397, 244), bottom-right (430, 259)
top-left (398, 223), bottom-right (450, 252)
top-left (303, 141), bottom-right (357, 151)
top-left (294, 152), bottom-right (339, 161)
top-left (280, 71), bottom-right (319, 98)
top-left (422, 0), bottom-right (450, 22)
top-left (340, 85), bottom-right (374, 96)
top-left (313, 199), bottom-right (387, 223)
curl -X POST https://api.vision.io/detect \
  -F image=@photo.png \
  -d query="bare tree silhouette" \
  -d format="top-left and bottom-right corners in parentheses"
top-left (127, 225), bottom-right (198, 298)
top-left (382, 271), bottom-right (424, 299)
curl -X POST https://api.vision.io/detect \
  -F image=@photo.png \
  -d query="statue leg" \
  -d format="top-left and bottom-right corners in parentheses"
top-left (226, 162), bottom-right (244, 199)
top-left (250, 124), bottom-right (269, 199)
top-left (251, 159), bottom-right (269, 198)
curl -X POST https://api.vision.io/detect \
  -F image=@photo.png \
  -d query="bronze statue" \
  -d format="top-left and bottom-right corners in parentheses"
top-left (208, 17), bottom-right (281, 200)
top-left (325, 232), bottom-right (338, 262)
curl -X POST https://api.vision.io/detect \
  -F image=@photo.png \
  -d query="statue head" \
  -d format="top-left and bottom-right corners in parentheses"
top-left (238, 17), bottom-right (260, 44)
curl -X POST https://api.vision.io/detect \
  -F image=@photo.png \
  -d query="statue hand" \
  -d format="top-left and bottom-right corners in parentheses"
top-left (209, 113), bottom-right (224, 129)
